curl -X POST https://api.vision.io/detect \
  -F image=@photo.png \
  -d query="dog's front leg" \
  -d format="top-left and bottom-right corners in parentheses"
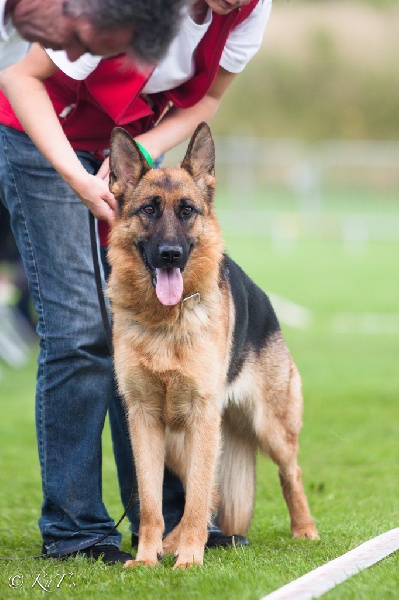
top-left (124, 402), bottom-right (165, 567)
top-left (174, 401), bottom-right (221, 569)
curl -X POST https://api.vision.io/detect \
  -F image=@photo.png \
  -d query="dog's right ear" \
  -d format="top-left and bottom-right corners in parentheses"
top-left (181, 122), bottom-right (215, 199)
top-left (109, 127), bottom-right (151, 203)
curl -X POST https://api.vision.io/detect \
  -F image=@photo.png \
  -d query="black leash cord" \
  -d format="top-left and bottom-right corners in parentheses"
top-left (89, 211), bottom-right (113, 351)
top-left (0, 214), bottom-right (135, 561)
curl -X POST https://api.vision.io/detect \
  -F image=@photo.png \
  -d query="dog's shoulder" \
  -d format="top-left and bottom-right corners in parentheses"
top-left (220, 255), bottom-right (280, 383)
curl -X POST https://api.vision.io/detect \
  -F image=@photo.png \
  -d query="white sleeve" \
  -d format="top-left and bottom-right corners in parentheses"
top-left (45, 49), bottom-right (102, 80)
top-left (220, 0), bottom-right (272, 74)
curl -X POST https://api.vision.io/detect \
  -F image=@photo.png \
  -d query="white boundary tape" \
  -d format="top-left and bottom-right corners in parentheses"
top-left (261, 527), bottom-right (399, 600)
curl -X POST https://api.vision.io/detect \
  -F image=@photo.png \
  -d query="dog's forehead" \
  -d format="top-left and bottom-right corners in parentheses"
top-left (144, 167), bottom-right (194, 195)
top-left (149, 167), bottom-right (194, 191)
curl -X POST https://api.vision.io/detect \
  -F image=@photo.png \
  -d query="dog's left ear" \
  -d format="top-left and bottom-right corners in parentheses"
top-left (109, 127), bottom-right (151, 202)
top-left (181, 122), bottom-right (215, 198)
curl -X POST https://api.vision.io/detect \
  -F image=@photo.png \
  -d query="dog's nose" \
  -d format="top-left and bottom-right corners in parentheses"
top-left (159, 244), bottom-right (183, 266)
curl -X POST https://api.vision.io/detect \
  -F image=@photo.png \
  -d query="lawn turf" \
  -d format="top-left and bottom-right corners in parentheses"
top-left (0, 235), bottom-right (398, 599)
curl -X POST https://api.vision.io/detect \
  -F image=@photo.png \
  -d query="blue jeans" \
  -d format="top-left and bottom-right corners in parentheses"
top-left (0, 125), bottom-right (184, 555)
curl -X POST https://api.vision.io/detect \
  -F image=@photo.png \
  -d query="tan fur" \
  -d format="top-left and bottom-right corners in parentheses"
top-left (107, 124), bottom-right (318, 569)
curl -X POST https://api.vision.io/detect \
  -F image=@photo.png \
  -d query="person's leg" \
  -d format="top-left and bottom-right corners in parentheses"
top-left (0, 125), bottom-right (125, 555)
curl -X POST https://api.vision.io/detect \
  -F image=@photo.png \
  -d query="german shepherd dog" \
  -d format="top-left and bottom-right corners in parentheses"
top-left (107, 123), bottom-right (319, 569)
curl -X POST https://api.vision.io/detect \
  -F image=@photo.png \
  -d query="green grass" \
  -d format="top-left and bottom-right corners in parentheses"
top-left (214, 184), bottom-right (399, 215)
top-left (1, 234), bottom-right (398, 598)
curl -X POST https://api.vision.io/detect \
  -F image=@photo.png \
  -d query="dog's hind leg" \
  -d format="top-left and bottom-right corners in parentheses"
top-left (216, 404), bottom-right (257, 536)
top-left (257, 361), bottom-right (319, 540)
top-left (276, 460), bottom-right (319, 540)
top-left (124, 402), bottom-right (166, 567)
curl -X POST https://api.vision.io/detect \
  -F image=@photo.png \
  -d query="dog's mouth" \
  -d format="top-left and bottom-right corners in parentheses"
top-left (138, 243), bottom-right (184, 307)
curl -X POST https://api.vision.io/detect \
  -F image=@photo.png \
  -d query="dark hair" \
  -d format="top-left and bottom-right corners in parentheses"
top-left (64, 0), bottom-right (186, 63)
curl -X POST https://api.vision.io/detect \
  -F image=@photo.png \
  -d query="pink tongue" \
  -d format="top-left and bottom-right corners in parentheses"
top-left (155, 268), bottom-right (183, 306)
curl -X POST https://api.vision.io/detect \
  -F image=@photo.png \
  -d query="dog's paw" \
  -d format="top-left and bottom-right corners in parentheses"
top-left (173, 562), bottom-right (202, 570)
top-left (173, 558), bottom-right (203, 570)
top-left (124, 558), bottom-right (159, 568)
top-left (163, 525), bottom-right (181, 555)
top-left (292, 524), bottom-right (320, 540)
top-left (172, 546), bottom-right (204, 569)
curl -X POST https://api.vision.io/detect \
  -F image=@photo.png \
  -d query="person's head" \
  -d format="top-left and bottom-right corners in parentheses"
top-left (7, 0), bottom-right (186, 63)
top-left (205, 0), bottom-right (252, 16)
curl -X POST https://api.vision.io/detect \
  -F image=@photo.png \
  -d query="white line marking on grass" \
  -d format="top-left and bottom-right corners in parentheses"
top-left (260, 527), bottom-right (399, 600)
top-left (264, 292), bottom-right (399, 335)
top-left (267, 293), bottom-right (312, 330)
top-left (331, 313), bottom-right (399, 335)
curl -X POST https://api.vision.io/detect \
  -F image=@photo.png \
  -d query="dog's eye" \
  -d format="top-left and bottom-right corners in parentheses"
top-left (143, 205), bottom-right (155, 215)
top-left (181, 206), bottom-right (194, 217)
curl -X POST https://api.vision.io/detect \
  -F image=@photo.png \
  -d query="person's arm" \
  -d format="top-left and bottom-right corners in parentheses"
top-left (96, 67), bottom-right (236, 180)
top-left (138, 67), bottom-right (236, 159)
top-left (0, 44), bottom-right (117, 222)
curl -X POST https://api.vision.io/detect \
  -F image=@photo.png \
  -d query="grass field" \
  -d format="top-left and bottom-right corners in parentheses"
top-left (0, 226), bottom-right (398, 598)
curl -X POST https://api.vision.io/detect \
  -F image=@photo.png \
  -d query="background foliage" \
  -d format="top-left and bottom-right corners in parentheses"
top-left (213, 0), bottom-right (399, 140)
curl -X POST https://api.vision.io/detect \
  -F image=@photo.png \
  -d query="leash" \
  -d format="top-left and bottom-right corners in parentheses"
top-left (0, 214), bottom-right (135, 561)
top-left (89, 211), bottom-right (113, 351)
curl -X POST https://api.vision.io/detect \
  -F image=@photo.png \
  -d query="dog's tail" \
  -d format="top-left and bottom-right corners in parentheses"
top-left (216, 405), bottom-right (257, 535)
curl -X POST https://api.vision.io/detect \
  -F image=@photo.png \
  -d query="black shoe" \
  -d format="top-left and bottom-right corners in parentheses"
top-left (131, 531), bottom-right (248, 549)
top-left (42, 543), bottom-right (132, 564)
top-left (206, 531), bottom-right (249, 549)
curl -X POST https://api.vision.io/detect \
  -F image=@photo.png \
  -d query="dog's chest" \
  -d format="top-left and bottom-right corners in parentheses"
top-left (115, 320), bottom-right (207, 384)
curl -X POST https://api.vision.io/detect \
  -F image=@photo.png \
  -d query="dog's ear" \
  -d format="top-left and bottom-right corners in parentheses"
top-left (109, 127), bottom-right (151, 201)
top-left (181, 122), bottom-right (215, 199)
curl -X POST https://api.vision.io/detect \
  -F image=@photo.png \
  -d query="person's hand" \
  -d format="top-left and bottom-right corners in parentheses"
top-left (96, 156), bottom-right (110, 182)
top-left (69, 170), bottom-right (117, 223)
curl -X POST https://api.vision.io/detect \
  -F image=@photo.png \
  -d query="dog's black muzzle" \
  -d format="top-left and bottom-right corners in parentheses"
top-left (159, 244), bottom-right (183, 268)
top-left (138, 239), bottom-right (191, 276)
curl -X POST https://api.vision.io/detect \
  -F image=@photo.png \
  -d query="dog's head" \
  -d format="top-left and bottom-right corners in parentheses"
top-left (108, 122), bottom-right (222, 309)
